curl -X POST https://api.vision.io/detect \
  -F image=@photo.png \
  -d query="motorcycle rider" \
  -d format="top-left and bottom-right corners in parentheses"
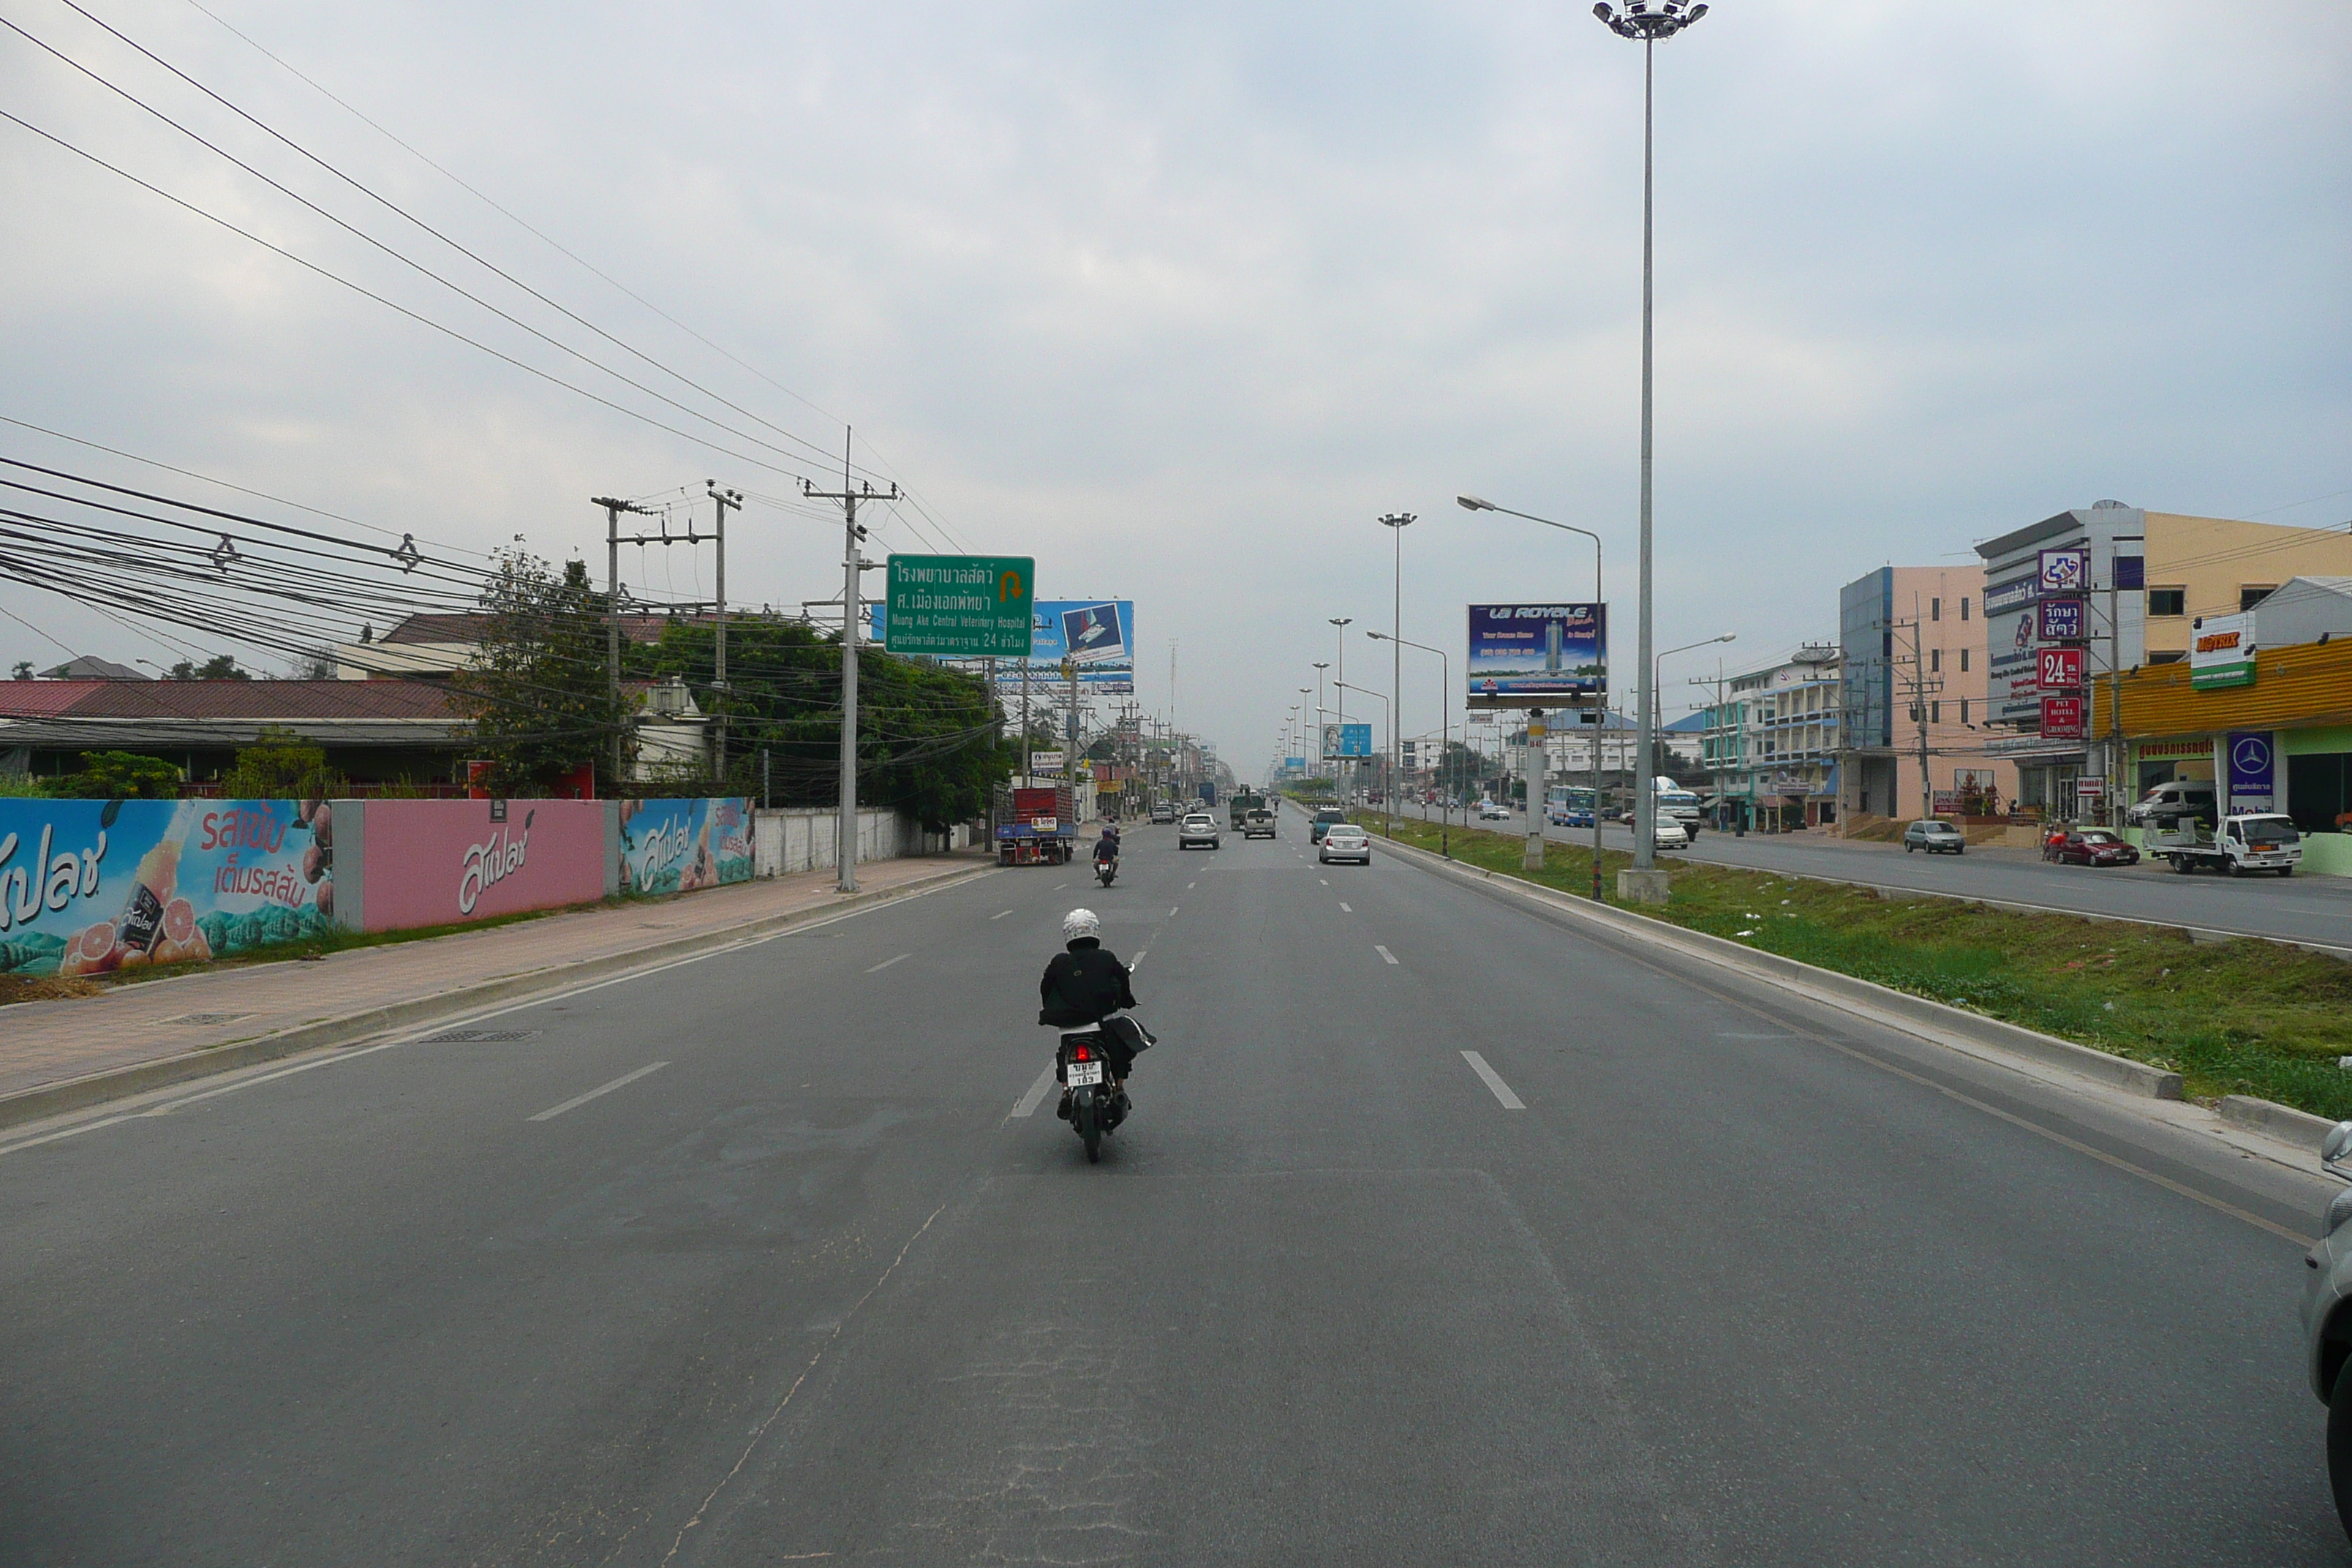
top-left (1039, 908), bottom-right (1142, 1111)
top-left (1093, 823), bottom-right (1120, 874)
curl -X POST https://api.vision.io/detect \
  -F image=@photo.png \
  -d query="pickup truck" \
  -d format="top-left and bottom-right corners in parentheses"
top-left (2146, 813), bottom-right (2302, 877)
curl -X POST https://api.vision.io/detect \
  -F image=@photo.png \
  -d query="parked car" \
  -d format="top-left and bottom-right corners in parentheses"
top-left (1652, 818), bottom-right (1690, 849)
top-left (1904, 820), bottom-right (1967, 855)
top-left (1477, 801), bottom-right (1511, 821)
top-left (1319, 823), bottom-right (1373, 864)
top-left (2046, 829), bottom-right (2141, 867)
top-left (2127, 779), bottom-right (2217, 829)
top-left (1177, 813), bottom-right (1221, 850)
top-left (1310, 807), bottom-right (1349, 844)
top-left (2302, 1121), bottom-right (2352, 1541)
top-left (1150, 802), bottom-right (1176, 824)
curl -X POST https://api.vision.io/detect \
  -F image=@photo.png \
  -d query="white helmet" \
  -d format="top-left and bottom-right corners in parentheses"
top-left (1061, 908), bottom-right (1101, 940)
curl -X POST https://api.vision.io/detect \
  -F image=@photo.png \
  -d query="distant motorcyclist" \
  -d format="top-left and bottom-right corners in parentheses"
top-left (1039, 908), bottom-right (1144, 1101)
top-left (1093, 825), bottom-right (1120, 870)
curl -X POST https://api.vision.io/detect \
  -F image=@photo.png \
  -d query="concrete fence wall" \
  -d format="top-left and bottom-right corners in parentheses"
top-left (752, 808), bottom-right (949, 875)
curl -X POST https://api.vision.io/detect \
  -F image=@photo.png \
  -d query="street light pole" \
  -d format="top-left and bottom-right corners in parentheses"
top-left (1368, 630), bottom-right (1448, 837)
top-left (1379, 513), bottom-right (1414, 827)
top-left (1458, 495), bottom-right (1606, 901)
top-left (1309, 668), bottom-right (1329, 787)
top-left (1328, 618), bottom-right (1353, 800)
top-left (1596, 0), bottom-right (1707, 892)
top-left (1654, 632), bottom-right (1736, 815)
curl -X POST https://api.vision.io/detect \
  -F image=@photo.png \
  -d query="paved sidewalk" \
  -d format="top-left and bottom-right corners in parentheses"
top-left (1, 853), bottom-right (992, 1108)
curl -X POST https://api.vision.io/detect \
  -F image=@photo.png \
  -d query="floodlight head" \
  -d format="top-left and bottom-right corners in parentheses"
top-left (1597, 0), bottom-right (1705, 38)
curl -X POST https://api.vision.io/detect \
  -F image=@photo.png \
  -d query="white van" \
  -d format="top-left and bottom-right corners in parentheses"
top-left (2127, 779), bottom-right (2217, 829)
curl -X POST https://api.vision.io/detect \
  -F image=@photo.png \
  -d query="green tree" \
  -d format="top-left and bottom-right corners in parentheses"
top-left (632, 617), bottom-right (1014, 830)
top-left (39, 750), bottom-right (181, 799)
top-left (450, 551), bottom-right (630, 796)
top-left (221, 725), bottom-right (345, 798)
top-left (9, 660), bottom-right (31, 681)
top-left (167, 654), bottom-right (250, 680)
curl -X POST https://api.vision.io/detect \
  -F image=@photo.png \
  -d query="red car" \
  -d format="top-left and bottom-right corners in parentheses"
top-left (2046, 829), bottom-right (2141, 867)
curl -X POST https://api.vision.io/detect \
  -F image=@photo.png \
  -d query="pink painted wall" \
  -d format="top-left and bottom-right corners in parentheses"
top-left (359, 800), bottom-right (606, 932)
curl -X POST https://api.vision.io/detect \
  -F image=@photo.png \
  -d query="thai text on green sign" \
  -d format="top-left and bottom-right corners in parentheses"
top-left (883, 555), bottom-right (1035, 657)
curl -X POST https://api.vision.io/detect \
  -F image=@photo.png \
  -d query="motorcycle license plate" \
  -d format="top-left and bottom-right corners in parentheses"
top-left (1067, 1060), bottom-right (1104, 1088)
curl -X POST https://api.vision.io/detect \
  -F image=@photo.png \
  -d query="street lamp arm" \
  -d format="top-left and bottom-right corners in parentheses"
top-left (1458, 497), bottom-right (1603, 551)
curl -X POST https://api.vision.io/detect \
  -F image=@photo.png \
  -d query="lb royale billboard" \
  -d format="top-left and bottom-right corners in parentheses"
top-left (0, 797), bottom-right (339, 977)
top-left (1466, 603), bottom-right (1607, 708)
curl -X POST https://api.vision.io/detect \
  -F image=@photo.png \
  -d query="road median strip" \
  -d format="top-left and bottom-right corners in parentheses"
top-left (0, 859), bottom-right (998, 1132)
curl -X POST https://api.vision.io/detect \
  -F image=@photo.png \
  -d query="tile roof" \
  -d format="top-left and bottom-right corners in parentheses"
top-left (0, 679), bottom-right (461, 720)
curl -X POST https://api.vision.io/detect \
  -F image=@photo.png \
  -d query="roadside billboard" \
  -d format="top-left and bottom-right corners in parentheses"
top-left (617, 798), bottom-right (753, 895)
top-left (0, 798), bottom-right (339, 977)
top-left (2040, 695), bottom-right (2086, 740)
top-left (358, 799), bottom-right (606, 932)
top-left (2038, 598), bottom-right (2086, 642)
top-left (1986, 573), bottom-right (2041, 723)
top-left (1467, 603), bottom-right (1605, 708)
top-left (869, 598), bottom-right (1137, 692)
top-left (1323, 723), bottom-right (1373, 758)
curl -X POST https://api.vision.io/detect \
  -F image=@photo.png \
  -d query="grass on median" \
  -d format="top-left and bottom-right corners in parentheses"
top-left (1356, 810), bottom-right (2352, 1121)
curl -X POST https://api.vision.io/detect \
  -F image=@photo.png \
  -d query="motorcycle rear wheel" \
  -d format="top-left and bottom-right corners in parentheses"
top-left (1074, 1090), bottom-right (1101, 1162)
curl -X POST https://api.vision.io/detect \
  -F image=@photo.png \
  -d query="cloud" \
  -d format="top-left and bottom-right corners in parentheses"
top-left (0, 0), bottom-right (2343, 756)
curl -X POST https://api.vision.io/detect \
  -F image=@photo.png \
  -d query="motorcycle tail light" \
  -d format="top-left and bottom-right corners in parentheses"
top-left (1074, 1044), bottom-right (1091, 1060)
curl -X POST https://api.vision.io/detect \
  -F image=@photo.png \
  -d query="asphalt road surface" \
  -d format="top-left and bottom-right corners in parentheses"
top-left (1396, 801), bottom-right (2352, 951)
top-left (4, 804), bottom-right (2343, 1564)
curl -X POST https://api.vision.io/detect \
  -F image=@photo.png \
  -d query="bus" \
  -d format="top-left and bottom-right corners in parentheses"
top-left (1545, 785), bottom-right (1598, 826)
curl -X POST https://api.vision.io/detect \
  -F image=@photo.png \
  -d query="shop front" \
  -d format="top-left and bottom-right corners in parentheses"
top-left (2100, 638), bottom-right (2352, 875)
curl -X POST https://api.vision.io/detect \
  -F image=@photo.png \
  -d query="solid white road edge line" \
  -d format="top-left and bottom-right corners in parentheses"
top-left (1010, 1064), bottom-right (1057, 1119)
top-left (529, 1060), bottom-right (669, 1123)
top-left (865, 953), bottom-right (911, 973)
top-left (1461, 1051), bottom-right (1526, 1109)
top-left (0, 880), bottom-right (965, 1158)
top-left (1375, 945), bottom-right (1398, 965)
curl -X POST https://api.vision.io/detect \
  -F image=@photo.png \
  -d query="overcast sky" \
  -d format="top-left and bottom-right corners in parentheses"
top-left (3, 0), bottom-right (2346, 768)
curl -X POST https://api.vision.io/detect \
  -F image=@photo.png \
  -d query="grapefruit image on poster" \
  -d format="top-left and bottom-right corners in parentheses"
top-left (0, 798), bottom-right (339, 978)
top-left (357, 799), bottom-right (606, 932)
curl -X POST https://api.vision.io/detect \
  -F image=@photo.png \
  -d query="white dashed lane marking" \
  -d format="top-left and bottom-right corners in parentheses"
top-left (1460, 1051), bottom-right (1525, 1110)
top-left (1009, 1064), bottom-right (1057, 1118)
top-left (529, 1061), bottom-right (669, 1123)
top-left (990, 909), bottom-right (1012, 920)
top-left (1339, 902), bottom-right (1352, 913)
top-left (865, 954), bottom-right (911, 973)
top-left (1374, 945), bottom-right (1398, 965)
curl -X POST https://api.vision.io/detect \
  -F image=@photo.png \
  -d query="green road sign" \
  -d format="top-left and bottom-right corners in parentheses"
top-left (883, 554), bottom-right (1035, 657)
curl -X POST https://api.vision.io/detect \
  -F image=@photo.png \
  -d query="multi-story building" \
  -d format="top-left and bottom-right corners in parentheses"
top-left (1976, 504), bottom-right (2352, 818)
top-left (1700, 646), bottom-right (1842, 829)
top-left (1837, 565), bottom-right (2016, 823)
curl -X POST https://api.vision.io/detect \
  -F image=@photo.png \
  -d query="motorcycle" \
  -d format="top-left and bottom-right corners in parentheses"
top-left (1056, 1025), bottom-right (1129, 1162)
top-left (1095, 853), bottom-right (1117, 887)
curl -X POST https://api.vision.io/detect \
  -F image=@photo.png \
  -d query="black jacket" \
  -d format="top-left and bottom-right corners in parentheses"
top-left (1038, 938), bottom-right (1137, 1027)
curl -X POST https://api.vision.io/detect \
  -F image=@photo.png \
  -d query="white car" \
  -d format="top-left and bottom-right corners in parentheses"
top-left (1177, 813), bottom-right (1221, 850)
top-left (1477, 802), bottom-right (1511, 821)
top-left (1651, 818), bottom-right (1690, 849)
top-left (1319, 823), bottom-right (1372, 864)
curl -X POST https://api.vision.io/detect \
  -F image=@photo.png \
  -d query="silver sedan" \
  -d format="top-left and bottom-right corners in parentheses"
top-left (1318, 823), bottom-right (1372, 864)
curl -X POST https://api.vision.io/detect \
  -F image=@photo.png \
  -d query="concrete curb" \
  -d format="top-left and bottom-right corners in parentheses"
top-left (1372, 829), bottom-right (2187, 1102)
top-left (2220, 1095), bottom-right (2343, 1151)
top-left (0, 859), bottom-right (997, 1132)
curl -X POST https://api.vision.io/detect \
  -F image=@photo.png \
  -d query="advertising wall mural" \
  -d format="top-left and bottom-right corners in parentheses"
top-left (617, 798), bottom-right (754, 895)
top-left (0, 798), bottom-right (337, 978)
top-left (358, 799), bottom-right (606, 932)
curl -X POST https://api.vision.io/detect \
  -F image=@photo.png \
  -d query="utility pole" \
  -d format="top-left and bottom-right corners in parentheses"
top-left (593, 495), bottom-right (656, 788)
top-left (1880, 614), bottom-right (1942, 823)
top-left (1330, 617), bottom-right (1352, 801)
top-left (1064, 657), bottom-right (1079, 808)
top-left (2108, 567), bottom-right (2124, 829)
top-left (706, 482), bottom-right (741, 786)
top-left (802, 430), bottom-right (897, 893)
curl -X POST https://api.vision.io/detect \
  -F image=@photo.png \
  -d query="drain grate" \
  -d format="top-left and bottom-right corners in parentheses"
top-left (418, 1028), bottom-right (540, 1044)
top-left (159, 1013), bottom-right (250, 1025)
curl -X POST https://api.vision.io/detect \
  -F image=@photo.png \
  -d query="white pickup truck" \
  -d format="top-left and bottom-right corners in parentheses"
top-left (2145, 813), bottom-right (2302, 877)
